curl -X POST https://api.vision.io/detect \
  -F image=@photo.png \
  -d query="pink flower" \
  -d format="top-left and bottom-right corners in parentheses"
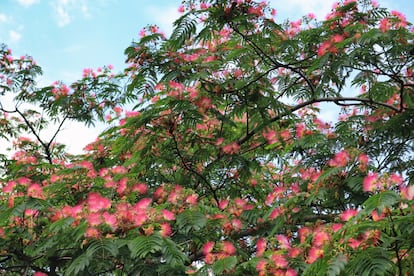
top-left (221, 241), bottom-right (236, 255)
top-left (17, 177), bottom-right (31, 186)
top-left (5, 55), bottom-right (13, 63)
top-left (348, 238), bottom-right (362, 249)
top-left (379, 18), bottom-right (391, 32)
top-left (286, 269), bottom-right (298, 276)
top-left (269, 207), bottom-right (283, 220)
top-left (112, 165), bottom-right (127, 174)
top-left (162, 209), bottom-right (175, 220)
top-left (205, 253), bottom-right (215, 264)
top-left (313, 230), bottom-right (330, 247)
top-left (116, 177), bottom-right (128, 195)
top-left (200, 3), bottom-right (210, 9)
top-left (332, 34), bottom-right (344, 43)
top-left (203, 55), bottom-right (216, 62)
top-left (126, 111), bottom-right (140, 117)
top-left (391, 10), bottom-right (407, 23)
top-left (215, 137), bottom-right (224, 146)
top-left (151, 95), bottom-right (160, 103)
top-left (103, 212), bottom-right (117, 228)
top-left (271, 253), bottom-right (288, 268)
top-left (150, 25), bottom-right (158, 33)
top-left (296, 123), bottom-right (305, 138)
top-left (332, 223), bottom-right (343, 232)
top-left (307, 247), bottom-right (323, 263)
top-left (34, 272), bottom-right (48, 276)
top-left (400, 185), bottom-right (414, 200)
top-left (27, 183), bottom-right (43, 198)
top-left (248, 6), bottom-right (263, 17)
top-left (132, 210), bottom-right (147, 226)
top-left (222, 142), bottom-right (240, 154)
top-left (256, 259), bottom-right (267, 272)
top-left (78, 160), bottom-right (94, 170)
top-left (231, 218), bottom-right (242, 232)
top-left (87, 213), bottom-right (102, 226)
top-left (132, 183), bottom-right (148, 194)
top-left (139, 28), bottom-right (146, 37)
top-left (24, 209), bottom-right (39, 217)
top-left (160, 223), bottom-right (172, 237)
top-left (263, 129), bottom-right (278, 144)
top-left (134, 198), bottom-right (152, 210)
top-left (277, 234), bottom-right (291, 249)
top-left (343, 0), bottom-right (356, 4)
top-left (186, 194), bottom-right (198, 205)
top-left (328, 150), bottom-right (350, 167)
top-left (202, 241), bottom-right (215, 255)
top-left (363, 172), bottom-right (378, 192)
top-left (218, 199), bottom-right (229, 210)
top-left (87, 192), bottom-right (111, 212)
top-left (288, 247), bottom-right (302, 258)
top-left (389, 173), bottom-right (403, 185)
top-left (169, 80), bottom-right (185, 91)
top-left (340, 208), bottom-right (358, 221)
top-left (318, 41), bottom-right (332, 57)
top-left (196, 96), bottom-right (212, 110)
top-left (371, 210), bottom-right (385, 221)
top-left (85, 227), bottom-right (100, 238)
top-left (256, 237), bottom-right (267, 257)
top-left (82, 68), bottom-right (94, 78)
top-left (178, 5), bottom-right (185, 13)
top-left (358, 153), bottom-right (369, 170)
top-left (3, 181), bottom-right (16, 193)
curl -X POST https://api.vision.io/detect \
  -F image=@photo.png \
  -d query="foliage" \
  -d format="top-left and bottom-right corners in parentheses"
top-left (1, 0), bottom-right (414, 275)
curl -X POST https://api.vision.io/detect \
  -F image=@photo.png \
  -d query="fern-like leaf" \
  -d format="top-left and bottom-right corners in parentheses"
top-left (128, 233), bottom-right (163, 258)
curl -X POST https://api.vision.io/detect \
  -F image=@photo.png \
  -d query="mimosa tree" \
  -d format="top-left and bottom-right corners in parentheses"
top-left (1, 0), bottom-right (414, 275)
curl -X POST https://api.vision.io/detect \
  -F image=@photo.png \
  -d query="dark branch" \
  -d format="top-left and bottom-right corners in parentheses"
top-left (238, 96), bottom-right (401, 146)
top-left (15, 108), bottom-right (53, 164)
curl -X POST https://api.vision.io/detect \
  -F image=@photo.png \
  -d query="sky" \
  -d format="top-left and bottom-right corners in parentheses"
top-left (1, 0), bottom-right (413, 154)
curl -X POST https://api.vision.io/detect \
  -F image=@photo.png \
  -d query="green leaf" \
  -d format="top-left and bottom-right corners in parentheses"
top-left (327, 254), bottom-right (348, 276)
top-left (212, 256), bottom-right (237, 275)
top-left (128, 233), bottom-right (163, 258)
top-left (360, 191), bottom-right (399, 216)
top-left (170, 12), bottom-right (198, 50)
top-left (48, 217), bottom-right (75, 233)
top-left (315, 166), bottom-right (344, 185)
top-left (64, 252), bottom-right (91, 276)
top-left (161, 238), bottom-right (189, 267)
top-left (346, 247), bottom-right (395, 275)
top-left (176, 210), bottom-right (207, 234)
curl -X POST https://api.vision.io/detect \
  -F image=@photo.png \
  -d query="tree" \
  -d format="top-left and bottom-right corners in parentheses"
top-left (1, 0), bottom-right (414, 275)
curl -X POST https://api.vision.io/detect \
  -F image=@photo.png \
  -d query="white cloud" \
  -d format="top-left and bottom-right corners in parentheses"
top-left (0, 13), bottom-right (9, 23)
top-left (51, 0), bottom-right (90, 27)
top-left (9, 30), bottom-right (22, 43)
top-left (16, 0), bottom-right (40, 8)
top-left (55, 3), bottom-right (71, 26)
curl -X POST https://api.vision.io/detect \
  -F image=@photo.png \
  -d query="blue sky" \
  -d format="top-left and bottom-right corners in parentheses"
top-left (1, 0), bottom-right (413, 153)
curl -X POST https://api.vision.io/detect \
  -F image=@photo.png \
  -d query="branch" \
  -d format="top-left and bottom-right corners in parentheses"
top-left (15, 108), bottom-right (53, 164)
top-left (47, 115), bottom-right (68, 148)
top-left (238, 96), bottom-right (401, 146)
top-left (170, 127), bottom-right (220, 205)
top-left (229, 23), bottom-right (316, 97)
top-left (387, 210), bottom-right (403, 276)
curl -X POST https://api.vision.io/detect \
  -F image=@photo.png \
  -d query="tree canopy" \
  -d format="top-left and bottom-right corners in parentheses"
top-left (1, 0), bottom-right (414, 275)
